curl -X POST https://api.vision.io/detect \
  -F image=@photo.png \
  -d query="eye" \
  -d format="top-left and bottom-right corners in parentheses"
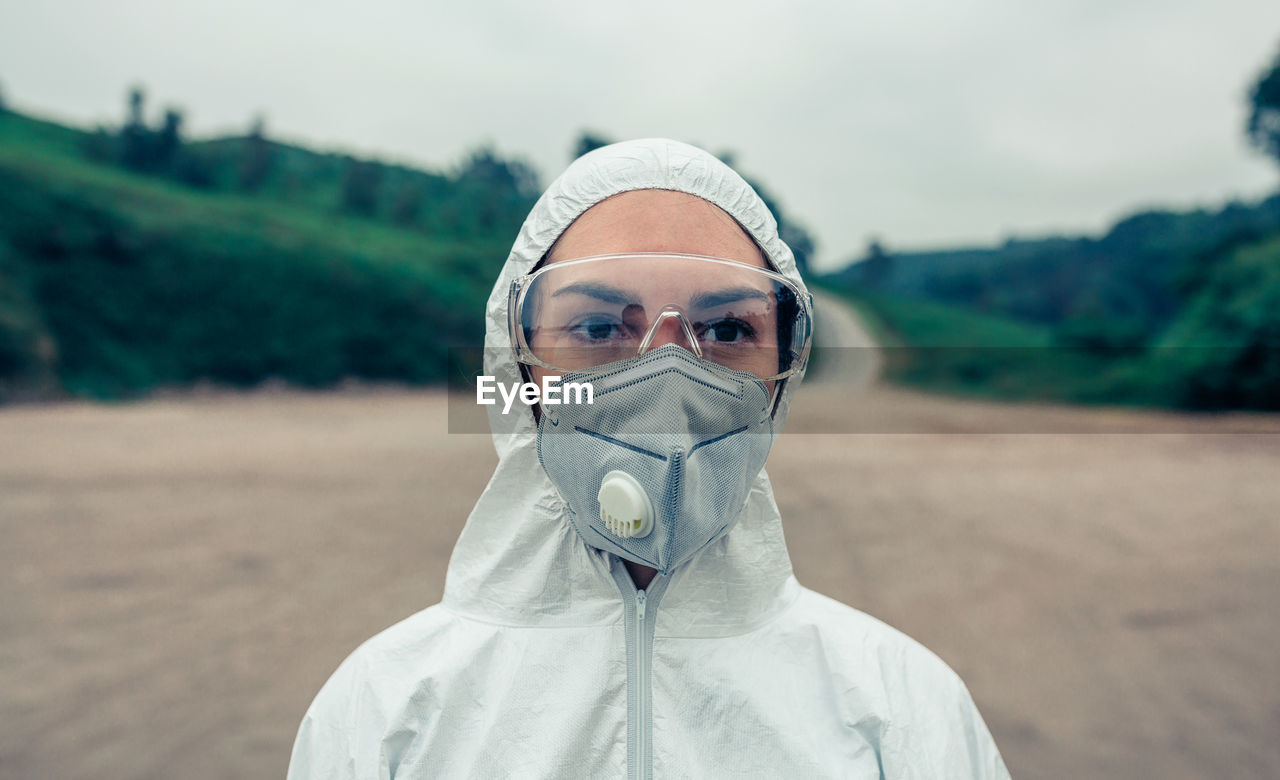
top-left (700, 318), bottom-right (756, 344)
top-left (567, 314), bottom-right (627, 342)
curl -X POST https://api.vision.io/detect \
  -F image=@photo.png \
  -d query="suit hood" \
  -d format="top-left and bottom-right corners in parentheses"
top-left (442, 138), bottom-right (810, 635)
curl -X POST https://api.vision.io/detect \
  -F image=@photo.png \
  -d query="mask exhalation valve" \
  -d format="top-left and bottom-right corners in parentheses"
top-left (597, 470), bottom-right (654, 539)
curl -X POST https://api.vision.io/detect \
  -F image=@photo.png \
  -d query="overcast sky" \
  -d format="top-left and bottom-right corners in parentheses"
top-left (3, 1), bottom-right (1280, 270)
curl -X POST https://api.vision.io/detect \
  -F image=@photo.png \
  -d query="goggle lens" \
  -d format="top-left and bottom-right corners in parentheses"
top-left (511, 254), bottom-right (811, 380)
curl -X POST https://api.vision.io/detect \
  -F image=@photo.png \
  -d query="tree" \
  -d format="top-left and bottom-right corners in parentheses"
top-left (155, 108), bottom-right (183, 171)
top-left (116, 87), bottom-right (184, 174)
top-left (390, 183), bottom-right (425, 226)
top-left (120, 86), bottom-right (151, 171)
top-left (238, 116), bottom-right (272, 192)
top-left (572, 131), bottom-right (613, 161)
top-left (341, 157), bottom-right (384, 217)
top-left (448, 147), bottom-right (540, 236)
top-left (858, 238), bottom-right (893, 287)
top-left (746, 176), bottom-right (817, 277)
top-left (1247, 44), bottom-right (1280, 164)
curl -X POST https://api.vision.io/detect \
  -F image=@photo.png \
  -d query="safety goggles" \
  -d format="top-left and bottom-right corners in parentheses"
top-left (509, 253), bottom-right (813, 381)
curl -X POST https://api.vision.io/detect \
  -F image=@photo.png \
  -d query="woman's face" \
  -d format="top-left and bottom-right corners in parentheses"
top-left (527, 189), bottom-right (777, 394)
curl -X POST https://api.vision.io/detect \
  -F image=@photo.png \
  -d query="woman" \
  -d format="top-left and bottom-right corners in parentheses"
top-left (288, 138), bottom-right (1009, 778)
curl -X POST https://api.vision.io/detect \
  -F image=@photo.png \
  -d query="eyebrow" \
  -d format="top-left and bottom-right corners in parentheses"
top-left (690, 287), bottom-right (770, 309)
top-left (550, 282), bottom-right (771, 309)
top-left (551, 281), bottom-right (637, 306)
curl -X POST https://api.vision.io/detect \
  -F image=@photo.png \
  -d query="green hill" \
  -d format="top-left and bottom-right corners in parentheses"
top-left (823, 214), bottom-right (1280, 410)
top-left (829, 198), bottom-right (1280, 345)
top-left (1154, 233), bottom-right (1280, 408)
top-left (0, 110), bottom-right (518, 400)
top-left (825, 288), bottom-right (1180, 406)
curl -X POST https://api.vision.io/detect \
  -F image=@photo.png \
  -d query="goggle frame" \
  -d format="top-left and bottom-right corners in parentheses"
top-left (507, 252), bottom-right (814, 381)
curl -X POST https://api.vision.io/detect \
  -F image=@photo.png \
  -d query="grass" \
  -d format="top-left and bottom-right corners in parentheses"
top-left (0, 111), bottom-right (505, 400)
top-left (819, 284), bottom-right (1175, 406)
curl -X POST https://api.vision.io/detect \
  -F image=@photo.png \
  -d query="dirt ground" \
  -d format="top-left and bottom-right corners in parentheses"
top-left (2, 383), bottom-right (1279, 779)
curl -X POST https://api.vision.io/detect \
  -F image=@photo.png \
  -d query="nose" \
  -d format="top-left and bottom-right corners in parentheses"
top-left (647, 318), bottom-right (687, 349)
top-left (637, 306), bottom-right (703, 358)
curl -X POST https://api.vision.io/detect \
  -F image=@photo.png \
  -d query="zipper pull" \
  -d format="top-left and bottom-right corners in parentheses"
top-left (636, 589), bottom-right (647, 623)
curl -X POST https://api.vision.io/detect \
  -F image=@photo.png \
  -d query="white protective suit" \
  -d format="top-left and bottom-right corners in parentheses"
top-left (288, 139), bottom-right (1011, 779)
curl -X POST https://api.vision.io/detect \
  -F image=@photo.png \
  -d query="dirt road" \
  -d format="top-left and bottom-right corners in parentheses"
top-left (806, 288), bottom-right (883, 389)
top-left (2, 382), bottom-right (1279, 779)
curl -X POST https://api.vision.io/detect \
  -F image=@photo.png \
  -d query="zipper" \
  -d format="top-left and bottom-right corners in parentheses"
top-left (635, 589), bottom-right (647, 777)
top-left (612, 561), bottom-right (668, 780)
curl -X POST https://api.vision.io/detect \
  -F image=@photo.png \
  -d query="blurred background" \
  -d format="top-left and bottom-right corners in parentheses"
top-left (2, 1), bottom-right (1280, 778)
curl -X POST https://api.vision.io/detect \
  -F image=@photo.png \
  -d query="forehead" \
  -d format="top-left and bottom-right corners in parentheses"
top-left (546, 190), bottom-right (767, 270)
